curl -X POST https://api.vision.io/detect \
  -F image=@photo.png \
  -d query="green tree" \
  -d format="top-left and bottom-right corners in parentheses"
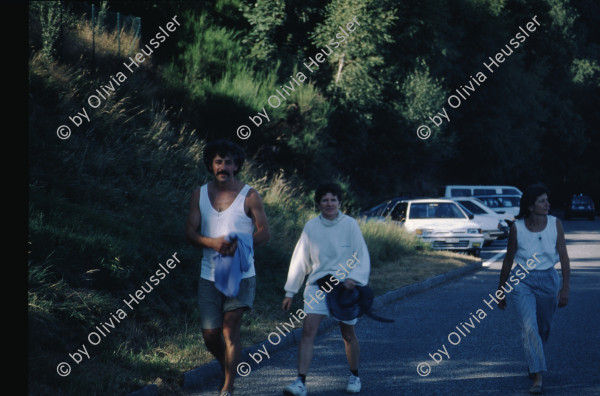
top-left (31, 1), bottom-right (63, 60)
top-left (241, 0), bottom-right (286, 62)
top-left (311, 0), bottom-right (397, 114)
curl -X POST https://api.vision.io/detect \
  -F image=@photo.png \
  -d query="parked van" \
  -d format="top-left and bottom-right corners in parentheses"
top-left (439, 185), bottom-right (522, 198)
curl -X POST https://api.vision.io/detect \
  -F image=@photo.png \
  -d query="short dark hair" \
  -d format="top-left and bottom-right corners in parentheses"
top-left (516, 183), bottom-right (550, 219)
top-left (203, 140), bottom-right (245, 175)
top-left (314, 183), bottom-right (343, 205)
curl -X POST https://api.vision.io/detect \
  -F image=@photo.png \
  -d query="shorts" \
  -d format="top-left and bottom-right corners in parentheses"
top-left (197, 276), bottom-right (256, 329)
top-left (303, 284), bottom-right (357, 325)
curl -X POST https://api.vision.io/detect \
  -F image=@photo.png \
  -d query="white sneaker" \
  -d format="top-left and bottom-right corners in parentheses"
top-left (346, 374), bottom-right (361, 393)
top-left (283, 377), bottom-right (307, 396)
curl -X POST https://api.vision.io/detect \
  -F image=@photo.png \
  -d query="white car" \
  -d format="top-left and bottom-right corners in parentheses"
top-left (389, 199), bottom-right (484, 256)
top-left (475, 195), bottom-right (521, 220)
top-left (450, 197), bottom-right (509, 245)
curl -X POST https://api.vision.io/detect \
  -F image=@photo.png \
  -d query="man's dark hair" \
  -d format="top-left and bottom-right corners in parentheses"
top-left (314, 183), bottom-right (343, 205)
top-left (516, 183), bottom-right (550, 219)
top-left (203, 140), bottom-right (245, 175)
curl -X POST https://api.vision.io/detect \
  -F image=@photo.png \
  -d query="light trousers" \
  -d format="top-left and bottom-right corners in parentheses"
top-left (510, 267), bottom-right (560, 373)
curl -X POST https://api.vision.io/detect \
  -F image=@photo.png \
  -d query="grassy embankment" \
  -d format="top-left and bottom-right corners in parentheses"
top-left (28, 11), bottom-right (479, 396)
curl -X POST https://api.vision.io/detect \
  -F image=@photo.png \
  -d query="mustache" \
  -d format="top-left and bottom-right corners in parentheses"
top-left (217, 171), bottom-right (230, 175)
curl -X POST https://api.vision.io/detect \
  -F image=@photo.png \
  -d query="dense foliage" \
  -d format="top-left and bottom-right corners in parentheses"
top-left (157, 0), bottom-right (598, 206)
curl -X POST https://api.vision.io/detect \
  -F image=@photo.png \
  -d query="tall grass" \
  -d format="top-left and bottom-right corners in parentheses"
top-left (60, 12), bottom-right (141, 63)
top-left (359, 218), bottom-right (430, 263)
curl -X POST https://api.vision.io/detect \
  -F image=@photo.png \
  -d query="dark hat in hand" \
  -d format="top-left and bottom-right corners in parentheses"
top-left (326, 283), bottom-right (393, 323)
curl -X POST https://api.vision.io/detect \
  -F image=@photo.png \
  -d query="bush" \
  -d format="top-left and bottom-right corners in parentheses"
top-left (359, 218), bottom-right (430, 263)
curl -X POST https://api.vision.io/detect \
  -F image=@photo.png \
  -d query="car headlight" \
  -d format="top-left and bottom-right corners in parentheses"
top-left (499, 220), bottom-right (508, 228)
top-left (467, 228), bottom-right (480, 234)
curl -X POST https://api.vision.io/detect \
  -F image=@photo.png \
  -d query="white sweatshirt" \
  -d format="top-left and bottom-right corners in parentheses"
top-left (284, 211), bottom-right (371, 297)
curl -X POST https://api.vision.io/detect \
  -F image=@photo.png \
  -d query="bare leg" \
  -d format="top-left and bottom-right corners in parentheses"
top-left (297, 314), bottom-right (325, 375)
top-left (339, 322), bottom-right (359, 371)
top-left (221, 308), bottom-right (246, 393)
top-left (202, 328), bottom-right (226, 371)
top-left (532, 372), bottom-right (543, 388)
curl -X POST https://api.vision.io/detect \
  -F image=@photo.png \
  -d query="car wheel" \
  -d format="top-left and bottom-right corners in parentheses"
top-left (469, 249), bottom-right (481, 257)
top-left (590, 215), bottom-right (595, 221)
top-left (483, 240), bottom-right (492, 247)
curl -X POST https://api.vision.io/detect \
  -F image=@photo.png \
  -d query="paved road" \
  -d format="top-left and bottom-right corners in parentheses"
top-left (188, 216), bottom-right (600, 395)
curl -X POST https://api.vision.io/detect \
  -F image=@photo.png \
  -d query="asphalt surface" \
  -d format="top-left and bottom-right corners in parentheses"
top-left (187, 215), bottom-right (600, 396)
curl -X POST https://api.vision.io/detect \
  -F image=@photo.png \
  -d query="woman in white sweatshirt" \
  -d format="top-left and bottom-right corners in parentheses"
top-left (281, 183), bottom-right (370, 396)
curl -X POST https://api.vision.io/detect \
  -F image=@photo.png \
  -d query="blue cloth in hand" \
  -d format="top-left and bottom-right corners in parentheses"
top-left (213, 232), bottom-right (254, 297)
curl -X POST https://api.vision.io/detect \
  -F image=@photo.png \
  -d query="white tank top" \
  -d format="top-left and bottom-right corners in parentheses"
top-left (514, 215), bottom-right (559, 271)
top-left (199, 183), bottom-right (255, 281)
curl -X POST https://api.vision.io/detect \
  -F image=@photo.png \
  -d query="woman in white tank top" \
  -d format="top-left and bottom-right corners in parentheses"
top-left (497, 184), bottom-right (570, 394)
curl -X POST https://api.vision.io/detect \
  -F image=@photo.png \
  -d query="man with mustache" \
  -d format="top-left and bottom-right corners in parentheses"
top-left (185, 140), bottom-right (270, 396)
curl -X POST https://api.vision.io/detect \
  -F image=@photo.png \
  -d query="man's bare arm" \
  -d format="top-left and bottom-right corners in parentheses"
top-left (246, 188), bottom-right (271, 247)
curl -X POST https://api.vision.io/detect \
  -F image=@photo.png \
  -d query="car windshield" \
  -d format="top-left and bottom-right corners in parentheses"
top-left (381, 201), bottom-right (398, 216)
top-left (478, 196), bottom-right (520, 208)
top-left (369, 203), bottom-right (387, 216)
top-left (409, 202), bottom-right (466, 219)
top-left (498, 196), bottom-right (520, 207)
top-left (458, 201), bottom-right (487, 214)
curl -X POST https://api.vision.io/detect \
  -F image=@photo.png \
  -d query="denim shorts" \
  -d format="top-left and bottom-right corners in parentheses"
top-left (197, 276), bottom-right (256, 329)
